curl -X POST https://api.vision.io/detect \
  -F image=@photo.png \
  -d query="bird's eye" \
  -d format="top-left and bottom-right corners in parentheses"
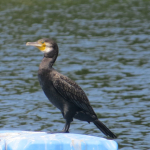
top-left (41, 41), bottom-right (44, 44)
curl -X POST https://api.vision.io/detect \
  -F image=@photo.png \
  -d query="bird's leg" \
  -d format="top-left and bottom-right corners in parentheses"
top-left (62, 119), bottom-right (71, 133)
top-left (47, 119), bottom-right (71, 134)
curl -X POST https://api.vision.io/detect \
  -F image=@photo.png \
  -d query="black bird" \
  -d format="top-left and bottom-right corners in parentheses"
top-left (26, 38), bottom-right (117, 138)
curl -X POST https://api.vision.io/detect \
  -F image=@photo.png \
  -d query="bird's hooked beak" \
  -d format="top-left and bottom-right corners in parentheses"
top-left (26, 42), bottom-right (42, 47)
top-left (26, 41), bottom-right (46, 51)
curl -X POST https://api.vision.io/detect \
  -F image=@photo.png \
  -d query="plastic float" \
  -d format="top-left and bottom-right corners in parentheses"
top-left (0, 130), bottom-right (118, 150)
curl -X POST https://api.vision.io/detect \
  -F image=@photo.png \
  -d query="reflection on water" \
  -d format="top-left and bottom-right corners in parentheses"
top-left (0, 0), bottom-right (150, 149)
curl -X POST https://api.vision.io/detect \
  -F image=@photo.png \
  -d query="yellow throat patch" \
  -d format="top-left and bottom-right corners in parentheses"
top-left (37, 43), bottom-right (46, 51)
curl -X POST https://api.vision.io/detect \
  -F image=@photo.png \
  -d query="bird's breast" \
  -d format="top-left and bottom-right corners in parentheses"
top-left (37, 69), bottom-right (66, 111)
top-left (38, 69), bottom-right (50, 88)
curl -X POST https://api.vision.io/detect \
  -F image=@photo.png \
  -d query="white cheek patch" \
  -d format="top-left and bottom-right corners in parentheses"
top-left (42, 43), bottom-right (54, 53)
top-left (43, 47), bottom-right (54, 53)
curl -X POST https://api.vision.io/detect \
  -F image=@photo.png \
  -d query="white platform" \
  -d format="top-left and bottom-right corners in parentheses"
top-left (0, 130), bottom-right (118, 150)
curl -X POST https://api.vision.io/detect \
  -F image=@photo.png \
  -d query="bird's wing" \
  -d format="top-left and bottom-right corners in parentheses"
top-left (52, 72), bottom-right (95, 115)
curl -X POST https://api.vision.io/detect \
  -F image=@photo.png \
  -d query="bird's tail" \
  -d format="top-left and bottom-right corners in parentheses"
top-left (93, 119), bottom-right (117, 138)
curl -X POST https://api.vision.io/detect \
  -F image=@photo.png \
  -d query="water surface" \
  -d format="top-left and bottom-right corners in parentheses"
top-left (0, 0), bottom-right (150, 149)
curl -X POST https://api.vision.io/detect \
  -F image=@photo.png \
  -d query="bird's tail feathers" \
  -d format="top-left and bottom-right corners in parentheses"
top-left (93, 120), bottom-right (117, 139)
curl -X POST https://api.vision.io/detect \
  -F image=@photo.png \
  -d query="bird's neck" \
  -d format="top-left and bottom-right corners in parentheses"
top-left (39, 57), bottom-right (55, 70)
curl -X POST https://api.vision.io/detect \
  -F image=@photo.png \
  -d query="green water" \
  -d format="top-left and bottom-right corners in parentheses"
top-left (0, 0), bottom-right (150, 149)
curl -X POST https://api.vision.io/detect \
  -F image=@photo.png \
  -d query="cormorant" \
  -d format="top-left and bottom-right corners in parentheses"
top-left (26, 38), bottom-right (117, 138)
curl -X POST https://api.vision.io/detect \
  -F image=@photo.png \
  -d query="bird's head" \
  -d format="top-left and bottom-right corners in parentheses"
top-left (26, 38), bottom-right (59, 58)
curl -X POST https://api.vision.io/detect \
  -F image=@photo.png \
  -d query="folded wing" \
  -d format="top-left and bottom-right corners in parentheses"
top-left (52, 73), bottom-right (95, 115)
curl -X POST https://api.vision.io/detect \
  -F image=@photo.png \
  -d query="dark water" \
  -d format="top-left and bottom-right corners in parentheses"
top-left (0, 0), bottom-right (150, 149)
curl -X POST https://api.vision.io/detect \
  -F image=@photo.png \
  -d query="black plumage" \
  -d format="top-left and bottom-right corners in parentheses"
top-left (26, 38), bottom-right (117, 138)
